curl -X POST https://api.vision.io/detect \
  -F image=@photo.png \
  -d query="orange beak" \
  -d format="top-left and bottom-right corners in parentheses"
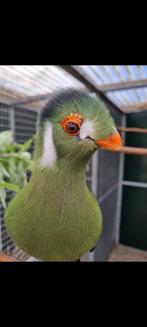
top-left (96, 131), bottom-right (122, 151)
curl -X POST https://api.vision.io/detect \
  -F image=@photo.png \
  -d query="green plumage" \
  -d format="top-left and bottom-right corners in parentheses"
top-left (5, 90), bottom-right (117, 261)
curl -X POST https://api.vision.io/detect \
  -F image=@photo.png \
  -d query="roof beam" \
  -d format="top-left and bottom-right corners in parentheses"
top-left (97, 79), bottom-right (147, 92)
top-left (122, 101), bottom-right (147, 113)
top-left (60, 66), bottom-right (122, 112)
top-left (11, 93), bottom-right (51, 105)
top-left (10, 85), bottom-right (87, 106)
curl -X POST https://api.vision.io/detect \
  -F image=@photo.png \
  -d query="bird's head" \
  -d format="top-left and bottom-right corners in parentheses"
top-left (35, 89), bottom-right (122, 169)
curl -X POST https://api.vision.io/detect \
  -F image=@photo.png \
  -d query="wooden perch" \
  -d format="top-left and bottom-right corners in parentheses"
top-left (117, 126), bottom-right (147, 133)
top-left (0, 251), bottom-right (18, 262)
top-left (119, 146), bottom-right (147, 156)
top-left (116, 127), bottom-right (147, 155)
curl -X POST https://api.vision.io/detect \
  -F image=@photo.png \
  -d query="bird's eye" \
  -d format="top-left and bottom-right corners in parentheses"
top-left (60, 113), bottom-right (83, 136)
top-left (66, 122), bottom-right (80, 135)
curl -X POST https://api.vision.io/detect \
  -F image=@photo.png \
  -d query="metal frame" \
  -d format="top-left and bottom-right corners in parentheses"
top-left (9, 106), bottom-right (15, 140)
top-left (97, 79), bottom-right (147, 92)
top-left (122, 181), bottom-right (147, 188)
top-left (122, 101), bottom-right (147, 113)
top-left (11, 93), bottom-right (51, 106)
top-left (98, 183), bottom-right (119, 204)
top-left (114, 113), bottom-right (147, 243)
top-left (115, 114), bottom-right (126, 243)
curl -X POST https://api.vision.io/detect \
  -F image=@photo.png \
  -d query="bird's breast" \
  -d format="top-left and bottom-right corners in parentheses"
top-left (6, 178), bottom-right (102, 261)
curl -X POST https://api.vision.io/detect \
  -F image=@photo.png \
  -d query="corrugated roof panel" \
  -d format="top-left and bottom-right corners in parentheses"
top-left (106, 93), bottom-right (125, 107)
top-left (72, 66), bottom-right (147, 112)
top-left (139, 66), bottom-right (147, 78)
top-left (102, 66), bottom-right (121, 83)
top-left (0, 66), bottom-right (87, 101)
top-left (1, 65), bottom-right (147, 113)
top-left (92, 66), bottom-right (110, 83)
top-left (114, 66), bottom-right (130, 81)
top-left (126, 66), bottom-right (143, 102)
top-left (106, 87), bottom-right (147, 109)
top-left (73, 66), bottom-right (103, 85)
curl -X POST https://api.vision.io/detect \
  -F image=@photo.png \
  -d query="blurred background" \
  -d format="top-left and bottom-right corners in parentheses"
top-left (0, 65), bottom-right (147, 262)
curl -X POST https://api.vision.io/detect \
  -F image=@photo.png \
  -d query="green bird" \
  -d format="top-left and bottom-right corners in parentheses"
top-left (5, 89), bottom-right (122, 261)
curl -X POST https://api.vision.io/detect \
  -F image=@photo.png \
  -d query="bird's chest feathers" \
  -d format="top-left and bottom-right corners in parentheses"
top-left (23, 165), bottom-right (100, 233)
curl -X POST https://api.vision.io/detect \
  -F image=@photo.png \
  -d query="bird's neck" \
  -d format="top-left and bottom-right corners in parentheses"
top-left (31, 158), bottom-right (89, 194)
top-left (32, 130), bottom-right (92, 192)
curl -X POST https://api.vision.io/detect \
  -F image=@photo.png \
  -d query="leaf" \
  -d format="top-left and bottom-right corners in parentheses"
top-left (8, 157), bottom-right (17, 183)
top-left (15, 152), bottom-right (31, 160)
top-left (19, 137), bottom-right (34, 151)
top-left (0, 130), bottom-right (13, 150)
top-left (24, 159), bottom-right (34, 171)
top-left (0, 162), bottom-right (10, 178)
top-left (2, 152), bottom-right (31, 161)
top-left (0, 131), bottom-right (33, 200)
top-left (4, 144), bottom-right (18, 152)
top-left (0, 182), bottom-right (20, 192)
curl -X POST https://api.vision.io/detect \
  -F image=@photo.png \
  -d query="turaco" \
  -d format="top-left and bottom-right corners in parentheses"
top-left (5, 89), bottom-right (122, 261)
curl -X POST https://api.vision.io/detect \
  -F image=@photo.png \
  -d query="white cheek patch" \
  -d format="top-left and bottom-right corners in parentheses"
top-left (79, 120), bottom-right (95, 140)
top-left (39, 122), bottom-right (57, 167)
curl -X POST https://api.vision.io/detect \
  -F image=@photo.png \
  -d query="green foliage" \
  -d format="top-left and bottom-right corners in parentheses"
top-left (0, 130), bottom-right (33, 208)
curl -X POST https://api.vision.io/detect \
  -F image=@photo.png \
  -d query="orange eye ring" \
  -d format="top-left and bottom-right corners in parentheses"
top-left (60, 113), bottom-right (83, 136)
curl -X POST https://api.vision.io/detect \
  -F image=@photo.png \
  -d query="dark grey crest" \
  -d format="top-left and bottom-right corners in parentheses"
top-left (39, 88), bottom-right (90, 124)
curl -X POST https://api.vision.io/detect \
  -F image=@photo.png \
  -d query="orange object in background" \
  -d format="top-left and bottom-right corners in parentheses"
top-left (0, 251), bottom-right (18, 262)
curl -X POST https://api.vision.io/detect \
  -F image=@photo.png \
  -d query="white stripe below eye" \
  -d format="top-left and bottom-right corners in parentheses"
top-left (79, 120), bottom-right (95, 140)
top-left (40, 122), bottom-right (57, 167)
